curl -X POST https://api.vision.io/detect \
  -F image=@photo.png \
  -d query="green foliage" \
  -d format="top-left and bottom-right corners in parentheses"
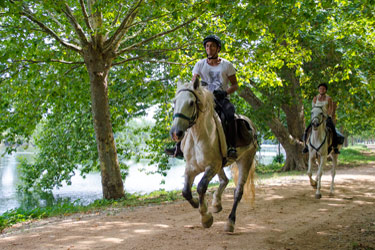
top-left (256, 162), bottom-right (284, 175)
top-left (272, 154), bottom-right (285, 164)
top-left (1, 0), bottom-right (375, 192)
top-left (339, 145), bottom-right (375, 165)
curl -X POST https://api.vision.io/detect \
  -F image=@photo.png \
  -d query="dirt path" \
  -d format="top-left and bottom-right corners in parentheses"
top-left (1, 149), bottom-right (375, 250)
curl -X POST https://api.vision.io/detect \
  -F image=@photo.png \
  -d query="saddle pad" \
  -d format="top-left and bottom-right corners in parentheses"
top-left (235, 117), bottom-right (254, 147)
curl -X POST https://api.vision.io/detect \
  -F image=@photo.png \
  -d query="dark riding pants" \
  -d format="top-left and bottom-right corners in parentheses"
top-left (214, 98), bottom-right (236, 148)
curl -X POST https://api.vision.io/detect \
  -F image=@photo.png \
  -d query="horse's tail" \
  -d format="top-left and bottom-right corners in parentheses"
top-left (232, 157), bottom-right (256, 207)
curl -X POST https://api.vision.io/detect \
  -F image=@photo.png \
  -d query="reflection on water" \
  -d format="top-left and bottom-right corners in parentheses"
top-left (0, 145), bottom-right (284, 214)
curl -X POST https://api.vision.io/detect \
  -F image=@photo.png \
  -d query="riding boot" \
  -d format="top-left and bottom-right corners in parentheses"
top-left (302, 131), bottom-right (309, 154)
top-left (164, 141), bottom-right (184, 159)
top-left (227, 120), bottom-right (237, 159)
top-left (302, 123), bottom-right (312, 153)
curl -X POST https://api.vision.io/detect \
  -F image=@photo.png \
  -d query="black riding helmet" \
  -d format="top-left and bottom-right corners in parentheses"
top-left (318, 83), bottom-right (328, 90)
top-left (203, 35), bottom-right (222, 50)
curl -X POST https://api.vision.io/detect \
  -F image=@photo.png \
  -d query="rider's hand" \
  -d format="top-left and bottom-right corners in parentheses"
top-left (213, 90), bottom-right (227, 100)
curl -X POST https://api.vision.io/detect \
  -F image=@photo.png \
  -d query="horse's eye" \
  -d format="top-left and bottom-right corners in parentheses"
top-left (189, 100), bottom-right (194, 106)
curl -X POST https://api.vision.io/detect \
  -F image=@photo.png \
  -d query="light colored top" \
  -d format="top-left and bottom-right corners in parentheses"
top-left (192, 58), bottom-right (236, 92)
top-left (313, 98), bottom-right (329, 115)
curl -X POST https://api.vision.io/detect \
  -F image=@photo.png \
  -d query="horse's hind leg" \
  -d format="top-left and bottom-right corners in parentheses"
top-left (226, 152), bottom-right (255, 233)
top-left (212, 168), bottom-right (229, 213)
top-left (329, 154), bottom-right (337, 197)
top-left (182, 171), bottom-right (199, 208)
top-left (197, 166), bottom-right (217, 228)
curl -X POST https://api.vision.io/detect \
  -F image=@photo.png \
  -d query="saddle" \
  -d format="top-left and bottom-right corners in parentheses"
top-left (235, 115), bottom-right (255, 147)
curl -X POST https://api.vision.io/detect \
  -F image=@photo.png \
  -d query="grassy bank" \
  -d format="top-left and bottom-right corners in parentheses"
top-left (1, 144), bottom-right (374, 233)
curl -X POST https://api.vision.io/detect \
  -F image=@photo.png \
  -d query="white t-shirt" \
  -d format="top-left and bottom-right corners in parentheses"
top-left (192, 58), bottom-right (236, 92)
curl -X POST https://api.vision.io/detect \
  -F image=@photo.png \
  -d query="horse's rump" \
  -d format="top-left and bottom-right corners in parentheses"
top-left (235, 114), bottom-right (256, 147)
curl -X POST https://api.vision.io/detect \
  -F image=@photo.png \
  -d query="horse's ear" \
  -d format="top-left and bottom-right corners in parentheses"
top-left (193, 77), bottom-right (200, 90)
top-left (177, 80), bottom-right (183, 89)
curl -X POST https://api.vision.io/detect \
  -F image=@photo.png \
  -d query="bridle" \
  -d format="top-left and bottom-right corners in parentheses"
top-left (173, 88), bottom-right (201, 128)
top-left (309, 106), bottom-right (327, 153)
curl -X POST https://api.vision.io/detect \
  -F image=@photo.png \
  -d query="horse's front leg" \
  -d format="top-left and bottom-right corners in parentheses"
top-left (307, 153), bottom-right (317, 189)
top-left (212, 168), bottom-right (229, 213)
top-left (315, 155), bottom-right (326, 199)
top-left (197, 166), bottom-right (217, 228)
top-left (182, 170), bottom-right (199, 208)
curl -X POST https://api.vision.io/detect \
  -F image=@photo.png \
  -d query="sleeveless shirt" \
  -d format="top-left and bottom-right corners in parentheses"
top-left (313, 95), bottom-right (329, 115)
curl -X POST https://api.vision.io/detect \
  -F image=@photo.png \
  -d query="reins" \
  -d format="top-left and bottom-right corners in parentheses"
top-left (309, 106), bottom-right (328, 154)
top-left (173, 88), bottom-right (201, 128)
top-left (309, 131), bottom-right (327, 153)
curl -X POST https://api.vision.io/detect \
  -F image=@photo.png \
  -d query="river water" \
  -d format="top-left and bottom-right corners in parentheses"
top-left (0, 145), bottom-right (284, 214)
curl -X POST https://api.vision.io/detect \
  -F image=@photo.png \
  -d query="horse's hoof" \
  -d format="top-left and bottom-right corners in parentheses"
top-left (311, 182), bottom-right (317, 189)
top-left (225, 220), bottom-right (234, 233)
top-left (201, 213), bottom-right (214, 228)
top-left (315, 193), bottom-right (322, 199)
top-left (212, 204), bottom-right (222, 213)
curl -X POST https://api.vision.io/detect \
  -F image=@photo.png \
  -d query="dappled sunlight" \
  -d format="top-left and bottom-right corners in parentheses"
top-left (154, 224), bottom-right (170, 228)
top-left (263, 194), bottom-right (285, 201)
top-left (133, 229), bottom-right (152, 234)
top-left (353, 200), bottom-right (374, 205)
top-left (318, 208), bottom-right (329, 212)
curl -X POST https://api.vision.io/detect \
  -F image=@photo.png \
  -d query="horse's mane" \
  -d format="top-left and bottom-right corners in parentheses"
top-left (176, 81), bottom-right (215, 116)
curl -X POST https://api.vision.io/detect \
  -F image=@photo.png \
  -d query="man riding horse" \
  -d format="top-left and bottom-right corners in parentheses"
top-left (166, 35), bottom-right (239, 159)
top-left (303, 83), bottom-right (340, 154)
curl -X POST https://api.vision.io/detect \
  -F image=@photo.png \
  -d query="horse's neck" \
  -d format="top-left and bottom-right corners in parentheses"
top-left (190, 108), bottom-right (216, 141)
top-left (311, 123), bottom-right (327, 144)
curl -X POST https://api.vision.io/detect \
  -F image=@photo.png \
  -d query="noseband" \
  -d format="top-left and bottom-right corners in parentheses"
top-left (309, 106), bottom-right (327, 153)
top-left (173, 88), bottom-right (200, 128)
top-left (311, 106), bottom-right (325, 128)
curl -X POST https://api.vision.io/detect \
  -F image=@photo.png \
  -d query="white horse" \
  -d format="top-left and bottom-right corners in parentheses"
top-left (170, 78), bottom-right (258, 232)
top-left (307, 106), bottom-right (340, 199)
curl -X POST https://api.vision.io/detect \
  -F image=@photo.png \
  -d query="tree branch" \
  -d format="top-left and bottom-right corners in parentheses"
top-left (79, 0), bottom-right (93, 32)
top-left (61, 3), bottom-right (89, 46)
top-left (116, 16), bottom-right (198, 56)
top-left (111, 3), bottom-right (123, 26)
top-left (13, 59), bottom-right (84, 65)
top-left (20, 8), bottom-right (82, 53)
top-left (104, 0), bottom-right (143, 52)
top-left (112, 56), bottom-right (194, 66)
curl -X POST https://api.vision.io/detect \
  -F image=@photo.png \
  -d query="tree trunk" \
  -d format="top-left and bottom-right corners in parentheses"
top-left (240, 85), bottom-right (307, 171)
top-left (84, 47), bottom-right (125, 199)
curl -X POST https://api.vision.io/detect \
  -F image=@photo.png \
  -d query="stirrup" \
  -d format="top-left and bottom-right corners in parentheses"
top-left (227, 147), bottom-right (237, 159)
top-left (164, 147), bottom-right (175, 156)
top-left (164, 146), bottom-right (184, 159)
top-left (334, 148), bottom-right (340, 154)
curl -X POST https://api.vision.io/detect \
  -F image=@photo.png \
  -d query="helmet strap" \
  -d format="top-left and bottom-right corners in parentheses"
top-left (207, 55), bottom-right (218, 59)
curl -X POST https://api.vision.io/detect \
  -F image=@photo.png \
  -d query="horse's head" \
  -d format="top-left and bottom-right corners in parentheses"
top-left (170, 78), bottom-right (210, 142)
top-left (311, 106), bottom-right (326, 130)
